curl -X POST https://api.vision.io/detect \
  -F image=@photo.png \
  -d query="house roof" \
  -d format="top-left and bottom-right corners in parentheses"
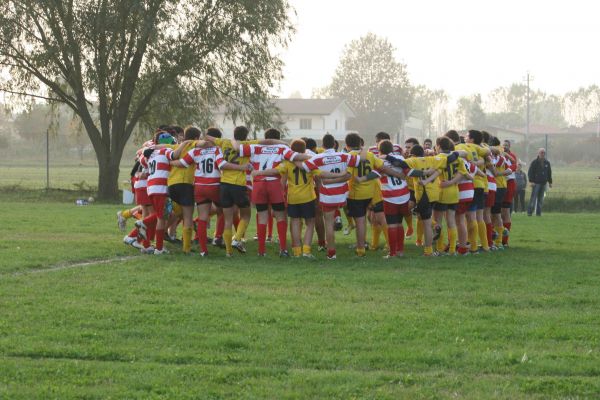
top-left (274, 98), bottom-right (354, 116)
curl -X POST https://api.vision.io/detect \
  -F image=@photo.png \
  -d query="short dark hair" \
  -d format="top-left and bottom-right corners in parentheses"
top-left (184, 126), bottom-right (202, 140)
top-left (468, 130), bottom-right (482, 145)
top-left (290, 139), bottom-right (306, 153)
top-left (264, 128), bottom-right (281, 140)
top-left (322, 133), bottom-right (336, 149)
top-left (489, 136), bottom-right (500, 146)
top-left (233, 126), bottom-right (249, 141)
top-left (481, 130), bottom-right (490, 144)
top-left (424, 138), bottom-right (433, 145)
top-left (410, 144), bottom-right (424, 157)
top-left (171, 125), bottom-right (184, 136)
top-left (375, 132), bottom-right (391, 142)
top-left (345, 132), bottom-right (361, 149)
top-left (304, 138), bottom-right (317, 151)
top-left (205, 127), bottom-right (222, 139)
top-left (445, 130), bottom-right (460, 143)
top-left (378, 140), bottom-right (394, 155)
top-left (405, 137), bottom-right (420, 146)
top-left (436, 136), bottom-right (454, 152)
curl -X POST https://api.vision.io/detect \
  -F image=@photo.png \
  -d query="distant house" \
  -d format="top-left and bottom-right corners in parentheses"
top-left (213, 98), bottom-right (356, 140)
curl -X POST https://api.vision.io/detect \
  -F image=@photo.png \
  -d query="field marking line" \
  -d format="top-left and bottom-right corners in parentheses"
top-left (8, 255), bottom-right (140, 277)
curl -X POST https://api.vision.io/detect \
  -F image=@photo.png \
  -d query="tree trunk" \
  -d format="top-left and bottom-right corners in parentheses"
top-left (95, 131), bottom-right (128, 201)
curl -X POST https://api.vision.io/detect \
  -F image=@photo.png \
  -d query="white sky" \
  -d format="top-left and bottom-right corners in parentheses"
top-left (278, 0), bottom-right (600, 100)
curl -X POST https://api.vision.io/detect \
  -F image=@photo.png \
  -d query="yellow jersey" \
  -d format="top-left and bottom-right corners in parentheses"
top-left (437, 152), bottom-right (468, 205)
top-left (214, 138), bottom-right (258, 186)
top-left (403, 155), bottom-right (449, 202)
top-left (347, 150), bottom-right (384, 200)
top-left (494, 153), bottom-right (508, 189)
top-left (277, 161), bottom-right (321, 204)
top-left (168, 141), bottom-right (197, 186)
top-left (459, 143), bottom-right (488, 190)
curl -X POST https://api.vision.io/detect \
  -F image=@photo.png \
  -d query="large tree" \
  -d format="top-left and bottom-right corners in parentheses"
top-left (326, 33), bottom-right (413, 138)
top-left (0, 0), bottom-right (292, 199)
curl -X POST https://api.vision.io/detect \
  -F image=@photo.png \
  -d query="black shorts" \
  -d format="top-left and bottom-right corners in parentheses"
top-left (409, 190), bottom-right (416, 203)
top-left (288, 200), bottom-right (316, 219)
top-left (471, 188), bottom-right (485, 211)
top-left (220, 182), bottom-right (250, 209)
top-left (168, 183), bottom-right (195, 207)
top-left (415, 193), bottom-right (433, 220)
top-left (347, 198), bottom-right (372, 218)
top-left (433, 203), bottom-right (457, 212)
top-left (492, 188), bottom-right (506, 214)
top-left (371, 201), bottom-right (384, 213)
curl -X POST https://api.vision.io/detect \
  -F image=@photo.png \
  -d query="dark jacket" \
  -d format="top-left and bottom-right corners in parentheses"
top-left (528, 158), bottom-right (552, 185)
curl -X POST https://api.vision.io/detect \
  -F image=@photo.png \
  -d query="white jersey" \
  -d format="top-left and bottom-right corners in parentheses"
top-left (141, 147), bottom-right (174, 196)
top-left (179, 146), bottom-right (225, 186)
top-left (303, 149), bottom-right (360, 207)
top-left (239, 144), bottom-right (298, 182)
top-left (378, 155), bottom-right (410, 205)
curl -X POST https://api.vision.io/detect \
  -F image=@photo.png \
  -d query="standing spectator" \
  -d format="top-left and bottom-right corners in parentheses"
top-left (527, 148), bottom-right (552, 216)
top-left (513, 163), bottom-right (527, 213)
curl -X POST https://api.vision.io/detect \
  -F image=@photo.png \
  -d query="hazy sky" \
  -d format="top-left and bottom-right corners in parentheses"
top-left (278, 0), bottom-right (599, 100)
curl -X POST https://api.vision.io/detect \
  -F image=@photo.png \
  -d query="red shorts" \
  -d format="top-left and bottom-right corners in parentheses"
top-left (456, 202), bottom-right (471, 215)
top-left (504, 180), bottom-right (516, 204)
top-left (252, 180), bottom-right (285, 205)
top-left (150, 194), bottom-right (168, 219)
top-left (135, 188), bottom-right (151, 206)
top-left (485, 190), bottom-right (496, 208)
top-left (320, 204), bottom-right (340, 213)
top-left (194, 185), bottom-right (220, 205)
top-left (383, 201), bottom-right (409, 217)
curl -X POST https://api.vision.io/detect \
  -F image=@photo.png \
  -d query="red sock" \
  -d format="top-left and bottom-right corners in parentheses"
top-left (128, 228), bottom-right (138, 238)
top-left (277, 220), bottom-right (287, 250)
top-left (387, 226), bottom-right (397, 256)
top-left (215, 214), bottom-right (224, 239)
top-left (155, 228), bottom-right (164, 250)
top-left (198, 220), bottom-right (208, 253)
top-left (334, 209), bottom-right (341, 219)
top-left (486, 223), bottom-right (493, 247)
top-left (257, 224), bottom-right (267, 254)
top-left (397, 225), bottom-right (405, 253)
top-left (327, 248), bottom-right (336, 258)
top-left (318, 239), bottom-right (326, 247)
top-left (143, 214), bottom-right (157, 226)
top-left (503, 222), bottom-right (511, 245)
top-left (268, 212), bottom-right (274, 238)
top-left (233, 213), bottom-right (240, 230)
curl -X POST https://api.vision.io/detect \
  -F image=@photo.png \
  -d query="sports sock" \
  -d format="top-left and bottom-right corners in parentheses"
top-left (292, 246), bottom-right (302, 257)
top-left (424, 245), bottom-right (433, 256)
top-left (477, 221), bottom-right (489, 250)
top-left (371, 225), bottom-right (381, 249)
top-left (397, 226), bottom-right (405, 253)
top-left (302, 244), bottom-right (312, 255)
top-left (122, 209), bottom-right (132, 219)
top-left (197, 221), bottom-right (208, 253)
top-left (128, 228), bottom-right (138, 238)
top-left (327, 248), bottom-right (336, 258)
top-left (155, 228), bottom-right (164, 251)
top-left (268, 212), bottom-right (274, 238)
top-left (502, 222), bottom-right (511, 245)
top-left (224, 228), bottom-right (233, 255)
top-left (436, 228), bottom-right (446, 252)
top-left (318, 239), bottom-right (326, 247)
top-left (448, 227), bottom-right (457, 254)
top-left (276, 220), bottom-right (287, 250)
top-left (494, 226), bottom-right (503, 246)
top-left (486, 223), bottom-right (493, 247)
top-left (382, 225), bottom-right (389, 249)
top-left (215, 214), bottom-right (224, 239)
top-left (257, 223), bottom-right (267, 254)
top-left (182, 227), bottom-right (193, 253)
top-left (416, 219), bottom-right (424, 244)
top-left (356, 247), bottom-right (366, 257)
top-left (387, 226), bottom-right (397, 256)
top-left (334, 209), bottom-right (341, 219)
top-left (234, 218), bottom-right (249, 242)
top-left (469, 221), bottom-right (478, 252)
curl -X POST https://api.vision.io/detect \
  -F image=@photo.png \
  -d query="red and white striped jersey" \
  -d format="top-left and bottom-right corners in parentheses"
top-left (369, 144), bottom-right (403, 157)
top-left (179, 146), bottom-right (225, 186)
top-left (458, 159), bottom-right (476, 203)
top-left (379, 155), bottom-right (410, 205)
top-left (303, 149), bottom-right (360, 207)
top-left (486, 155), bottom-right (497, 192)
top-left (239, 144), bottom-right (298, 182)
top-left (505, 156), bottom-right (516, 180)
top-left (140, 148), bottom-right (174, 196)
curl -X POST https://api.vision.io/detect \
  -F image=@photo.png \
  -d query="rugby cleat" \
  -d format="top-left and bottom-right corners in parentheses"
top-left (140, 246), bottom-right (155, 254)
top-left (154, 248), bottom-right (170, 255)
top-left (232, 239), bottom-right (246, 254)
top-left (432, 225), bottom-right (442, 241)
top-left (327, 254), bottom-right (337, 260)
top-left (117, 211), bottom-right (127, 231)
top-left (302, 253), bottom-right (315, 259)
top-left (212, 237), bottom-right (225, 248)
top-left (134, 220), bottom-right (147, 240)
top-left (334, 216), bottom-right (343, 231)
top-left (123, 235), bottom-right (137, 246)
top-left (279, 249), bottom-right (290, 258)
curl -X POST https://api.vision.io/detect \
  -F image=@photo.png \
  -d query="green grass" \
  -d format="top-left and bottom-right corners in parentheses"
top-left (1, 199), bottom-right (600, 398)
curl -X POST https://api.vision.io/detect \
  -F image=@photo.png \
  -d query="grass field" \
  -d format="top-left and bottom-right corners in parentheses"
top-left (1, 197), bottom-right (600, 398)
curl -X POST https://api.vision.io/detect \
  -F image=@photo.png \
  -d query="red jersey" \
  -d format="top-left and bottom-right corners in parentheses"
top-left (239, 144), bottom-right (298, 182)
top-left (303, 149), bottom-right (360, 207)
top-left (179, 146), bottom-right (225, 186)
top-left (378, 155), bottom-right (410, 205)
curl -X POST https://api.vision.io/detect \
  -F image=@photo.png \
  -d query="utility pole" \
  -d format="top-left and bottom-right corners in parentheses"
top-left (526, 72), bottom-right (530, 164)
top-left (46, 128), bottom-right (50, 190)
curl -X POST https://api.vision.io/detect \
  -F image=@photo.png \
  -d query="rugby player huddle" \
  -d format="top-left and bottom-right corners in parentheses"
top-left (118, 125), bottom-right (518, 259)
